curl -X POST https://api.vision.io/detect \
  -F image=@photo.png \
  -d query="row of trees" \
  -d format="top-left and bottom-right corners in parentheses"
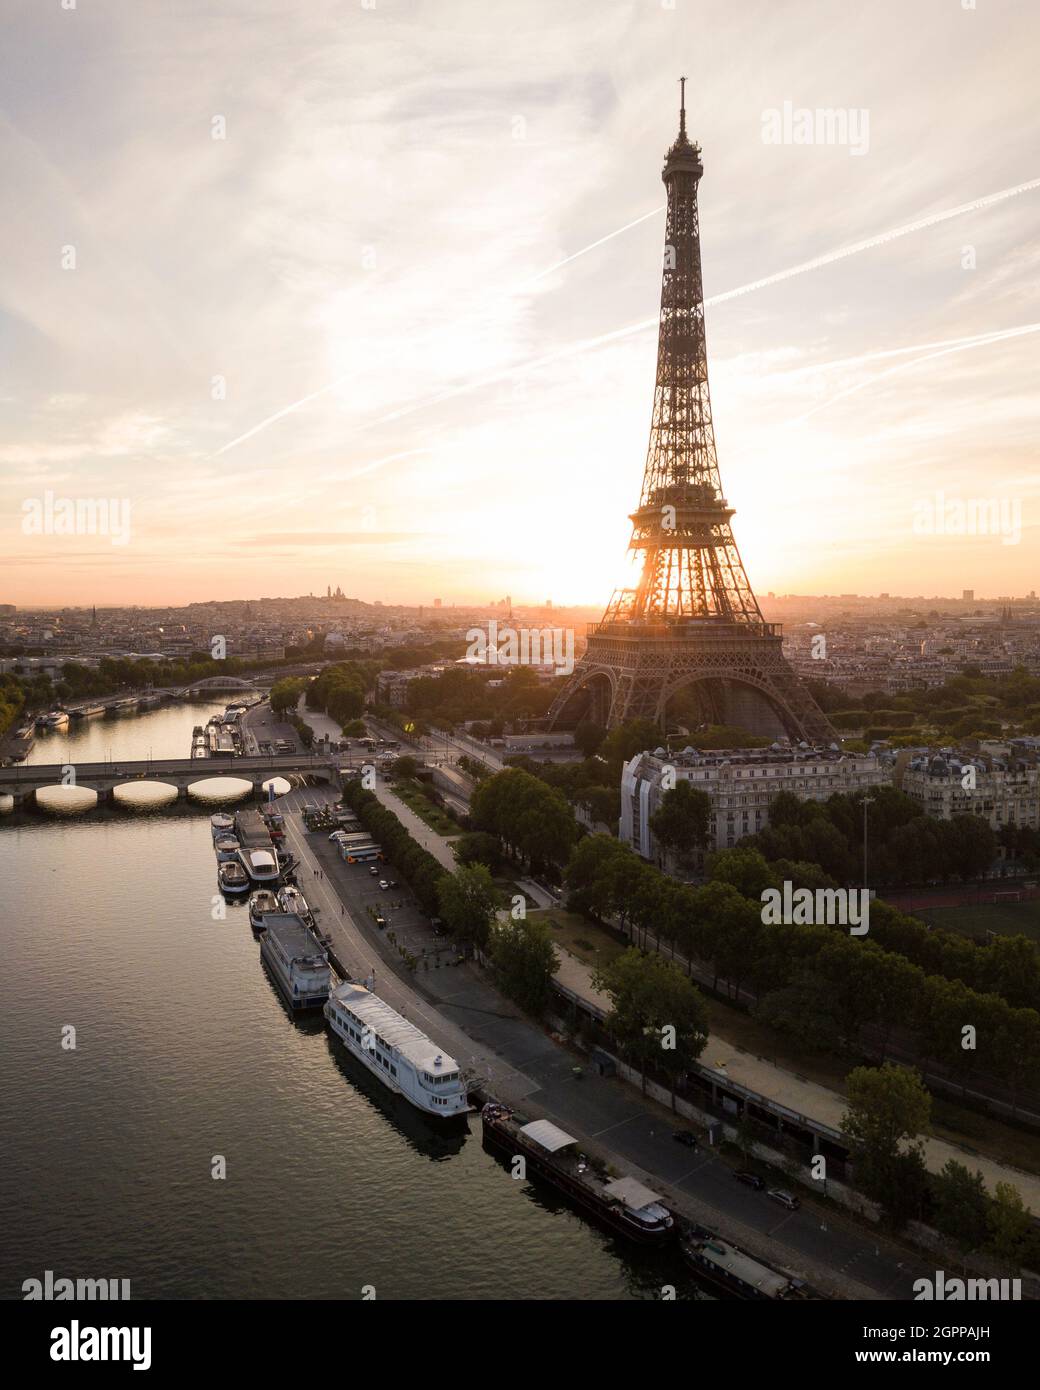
top-left (404, 665), bottom-right (555, 728)
top-left (746, 786), bottom-right (996, 887)
top-left (842, 1063), bottom-right (1036, 1261)
top-left (808, 666), bottom-right (1040, 740)
top-left (713, 830), bottom-right (1040, 1014)
top-left (6, 650), bottom-right (309, 719)
top-left (564, 836), bottom-right (1040, 1112)
top-left (339, 781), bottom-right (445, 916)
top-left (333, 785), bottom-right (563, 1011)
top-left (0, 673), bottom-right (25, 740)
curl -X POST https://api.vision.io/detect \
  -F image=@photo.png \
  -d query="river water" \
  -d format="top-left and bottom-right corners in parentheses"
top-left (1, 703), bottom-right (700, 1299)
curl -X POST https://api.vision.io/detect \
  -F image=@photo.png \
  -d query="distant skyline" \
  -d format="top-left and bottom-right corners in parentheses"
top-left (3, 0), bottom-right (1039, 607)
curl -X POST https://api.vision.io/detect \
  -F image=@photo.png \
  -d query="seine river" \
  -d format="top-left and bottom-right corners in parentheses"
top-left (1, 703), bottom-right (699, 1300)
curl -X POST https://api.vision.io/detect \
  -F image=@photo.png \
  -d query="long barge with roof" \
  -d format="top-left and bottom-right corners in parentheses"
top-left (258, 911), bottom-right (331, 1011)
top-left (680, 1223), bottom-right (811, 1300)
top-left (481, 1101), bottom-right (675, 1245)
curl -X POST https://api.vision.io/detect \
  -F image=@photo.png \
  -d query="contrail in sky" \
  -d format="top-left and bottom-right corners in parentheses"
top-left (213, 174), bottom-right (1040, 457)
top-left (786, 320), bottom-right (1040, 426)
top-left (514, 205), bottom-right (665, 290)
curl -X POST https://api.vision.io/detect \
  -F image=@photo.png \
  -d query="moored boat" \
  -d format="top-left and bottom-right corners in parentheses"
top-left (278, 883), bottom-right (313, 924)
top-left (259, 913), bottom-right (330, 1010)
top-left (325, 981), bottom-right (471, 1118)
top-left (213, 835), bottom-right (241, 862)
top-left (218, 860), bottom-right (250, 895)
top-left (210, 812), bottom-right (235, 840)
top-left (481, 1101), bottom-right (675, 1245)
top-left (680, 1224), bottom-right (807, 1300)
top-left (239, 846), bottom-right (280, 883)
top-left (37, 710), bottom-right (69, 730)
top-left (248, 889), bottom-right (280, 931)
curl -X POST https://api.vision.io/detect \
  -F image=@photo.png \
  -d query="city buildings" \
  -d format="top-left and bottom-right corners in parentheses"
top-left (901, 747), bottom-right (1040, 834)
top-left (621, 744), bottom-right (887, 858)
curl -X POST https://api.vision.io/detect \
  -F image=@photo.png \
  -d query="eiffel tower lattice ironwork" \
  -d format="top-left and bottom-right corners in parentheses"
top-left (547, 84), bottom-right (834, 743)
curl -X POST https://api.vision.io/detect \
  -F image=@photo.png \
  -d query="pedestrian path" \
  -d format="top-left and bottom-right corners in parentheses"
top-left (369, 780), bottom-right (458, 872)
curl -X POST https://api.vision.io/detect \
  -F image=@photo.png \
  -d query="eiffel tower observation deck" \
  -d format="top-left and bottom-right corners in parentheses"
top-left (547, 84), bottom-right (834, 743)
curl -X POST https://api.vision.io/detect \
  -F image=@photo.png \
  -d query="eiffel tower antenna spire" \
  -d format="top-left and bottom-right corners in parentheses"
top-left (546, 93), bottom-right (834, 743)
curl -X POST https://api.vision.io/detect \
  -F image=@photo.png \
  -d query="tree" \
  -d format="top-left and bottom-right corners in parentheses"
top-left (270, 677), bottom-right (304, 717)
top-left (986, 1182), bottom-right (1033, 1266)
top-left (599, 718), bottom-right (662, 776)
top-left (391, 754), bottom-right (418, 780)
top-left (578, 784), bottom-right (621, 828)
top-left (649, 780), bottom-right (711, 863)
top-left (931, 1161), bottom-right (989, 1255)
top-left (565, 834), bottom-right (629, 918)
top-left (841, 1063), bottom-right (931, 1221)
top-left (452, 831), bottom-right (502, 871)
top-left (471, 768), bottom-right (576, 868)
top-left (436, 864), bottom-right (499, 950)
top-left (592, 947), bottom-right (708, 1104)
top-left (489, 918), bottom-right (559, 1015)
top-left (706, 846), bottom-right (776, 899)
top-left (573, 719), bottom-right (607, 758)
top-left (842, 1062), bottom-right (932, 1157)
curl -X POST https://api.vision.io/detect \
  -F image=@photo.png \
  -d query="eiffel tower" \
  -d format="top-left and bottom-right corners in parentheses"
top-left (547, 83), bottom-right (834, 743)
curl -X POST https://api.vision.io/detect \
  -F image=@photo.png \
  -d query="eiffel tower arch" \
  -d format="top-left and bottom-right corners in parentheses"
top-left (547, 83), bottom-right (834, 746)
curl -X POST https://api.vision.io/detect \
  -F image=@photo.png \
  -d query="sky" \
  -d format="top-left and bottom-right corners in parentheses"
top-left (2, 0), bottom-right (1038, 609)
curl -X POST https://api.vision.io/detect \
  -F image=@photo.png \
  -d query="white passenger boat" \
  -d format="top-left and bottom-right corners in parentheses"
top-left (324, 982), bottom-right (471, 1118)
top-left (213, 835), bottom-right (241, 862)
top-left (239, 847), bottom-right (280, 883)
top-left (259, 913), bottom-right (330, 1010)
top-left (210, 813), bottom-right (235, 840)
top-left (38, 710), bottom-right (69, 730)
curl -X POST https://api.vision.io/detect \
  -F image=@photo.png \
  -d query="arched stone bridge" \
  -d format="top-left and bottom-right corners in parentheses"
top-left (0, 753), bottom-right (339, 807)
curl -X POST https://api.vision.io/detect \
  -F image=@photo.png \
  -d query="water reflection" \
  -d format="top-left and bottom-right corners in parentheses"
top-left (35, 785), bottom-right (98, 814)
top-left (323, 1030), bottom-right (470, 1162)
top-left (113, 781), bottom-right (179, 809)
top-left (188, 776), bottom-right (253, 803)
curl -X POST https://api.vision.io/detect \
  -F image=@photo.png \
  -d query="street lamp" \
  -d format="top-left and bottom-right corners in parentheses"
top-left (862, 794), bottom-right (875, 892)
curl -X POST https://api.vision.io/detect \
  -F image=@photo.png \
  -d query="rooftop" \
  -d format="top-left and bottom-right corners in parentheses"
top-left (262, 913), bottom-right (327, 964)
top-left (330, 982), bottom-right (459, 1074)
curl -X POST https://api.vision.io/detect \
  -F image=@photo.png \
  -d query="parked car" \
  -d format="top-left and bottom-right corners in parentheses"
top-left (672, 1130), bottom-right (698, 1149)
top-left (734, 1171), bottom-right (764, 1191)
top-left (368, 866), bottom-right (379, 876)
top-left (386, 879), bottom-right (399, 889)
top-left (378, 879), bottom-right (389, 891)
top-left (767, 1189), bottom-right (800, 1211)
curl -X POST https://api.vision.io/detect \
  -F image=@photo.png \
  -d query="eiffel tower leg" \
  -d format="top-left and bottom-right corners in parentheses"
top-left (545, 663), bottom-right (615, 730)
